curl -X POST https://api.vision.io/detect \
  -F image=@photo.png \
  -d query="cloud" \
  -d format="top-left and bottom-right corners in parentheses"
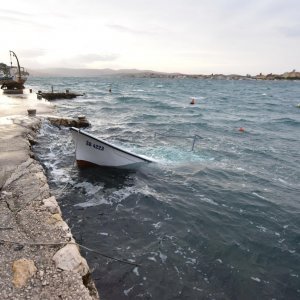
top-left (0, 8), bottom-right (32, 17)
top-left (48, 53), bottom-right (120, 68)
top-left (107, 24), bottom-right (156, 35)
top-left (18, 49), bottom-right (47, 58)
top-left (74, 53), bottom-right (119, 63)
top-left (0, 13), bottom-right (52, 29)
top-left (279, 25), bottom-right (300, 37)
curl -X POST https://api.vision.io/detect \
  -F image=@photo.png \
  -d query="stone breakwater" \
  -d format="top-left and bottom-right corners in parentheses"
top-left (0, 91), bottom-right (99, 299)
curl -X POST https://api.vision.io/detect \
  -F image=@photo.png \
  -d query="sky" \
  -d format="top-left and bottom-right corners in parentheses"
top-left (0, 0), bottom-right (299, 75)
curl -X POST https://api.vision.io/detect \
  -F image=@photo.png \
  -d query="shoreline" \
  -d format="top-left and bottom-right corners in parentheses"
top-left (0, 90), bottom-right (99, 299)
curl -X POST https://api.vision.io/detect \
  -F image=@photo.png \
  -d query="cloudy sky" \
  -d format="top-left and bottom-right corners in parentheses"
top-left (0, 0), bottom-right (299, 74)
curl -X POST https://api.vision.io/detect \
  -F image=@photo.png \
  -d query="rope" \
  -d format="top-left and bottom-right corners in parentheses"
top-left (53, 181), bottom-right (70, 198)
top-left (0, 238), bottom-right (140, 267)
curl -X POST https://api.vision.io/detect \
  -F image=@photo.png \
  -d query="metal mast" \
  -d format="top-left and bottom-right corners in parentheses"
top-left (9, 50), bottom-right (22, 83)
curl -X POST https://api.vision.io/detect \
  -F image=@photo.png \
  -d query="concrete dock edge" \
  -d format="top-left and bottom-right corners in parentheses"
top-left (0, 91), bottom-right (100, 299)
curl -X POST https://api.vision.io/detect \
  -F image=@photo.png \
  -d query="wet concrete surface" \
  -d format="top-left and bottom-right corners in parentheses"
top-left (0, 90), bottom-right (99, 299)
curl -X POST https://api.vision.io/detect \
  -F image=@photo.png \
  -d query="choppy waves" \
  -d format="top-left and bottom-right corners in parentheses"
top-left (32, 77), bottom-right (300, 300)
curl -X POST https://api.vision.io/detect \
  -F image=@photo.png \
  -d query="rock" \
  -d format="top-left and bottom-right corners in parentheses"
top-left (50, 213), bottom-right (63, 223)
top-left (42, 196), bottom-right (62, 215)
top-left (48, 213), bottom-right (71, 237)
top-left (12, 258), bottom-right (37, 288)
top-left (47, 116), bottom-right (90, 128)
top-left (52, 244), bottom-right (89, 276)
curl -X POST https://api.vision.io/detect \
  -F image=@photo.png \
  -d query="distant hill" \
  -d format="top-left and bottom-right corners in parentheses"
top-left (28, 68), bottom-right (161, 77)
top-left (28, 68), bottom-right (300, 80)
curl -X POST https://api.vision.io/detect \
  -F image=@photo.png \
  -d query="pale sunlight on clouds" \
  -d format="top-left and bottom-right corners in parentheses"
top-left (0, 0), bottom-right (299, 74)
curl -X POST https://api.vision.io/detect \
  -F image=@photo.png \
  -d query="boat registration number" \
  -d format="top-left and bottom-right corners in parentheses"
top-left (86, 140), bottom-right (104, 151)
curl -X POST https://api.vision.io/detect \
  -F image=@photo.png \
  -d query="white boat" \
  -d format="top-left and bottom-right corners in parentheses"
top-left (70, 127), bottom-right (152, 168)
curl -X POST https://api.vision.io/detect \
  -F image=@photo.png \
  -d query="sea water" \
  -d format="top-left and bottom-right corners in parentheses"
top-left (31, 77), bottom-right (300, 300)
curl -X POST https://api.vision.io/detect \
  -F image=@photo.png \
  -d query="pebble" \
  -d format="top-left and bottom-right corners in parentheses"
top-left (42, 280), bottom-right (48, 286)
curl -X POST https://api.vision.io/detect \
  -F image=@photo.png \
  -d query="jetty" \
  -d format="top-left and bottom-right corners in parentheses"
top-left (0, 89), bottom-right (99, 299)
top-left (37, 90), bottom-right (84, 101)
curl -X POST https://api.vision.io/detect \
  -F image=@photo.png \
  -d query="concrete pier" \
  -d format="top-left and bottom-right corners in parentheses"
top-left (0, 90), bottom-right (99, 299)
top-left (37, 91), bottom-right (84, 101)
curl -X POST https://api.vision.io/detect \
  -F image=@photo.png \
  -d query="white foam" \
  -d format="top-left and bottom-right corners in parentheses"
top-left (251, 277), bottom-right (261, 282)
top-left (75, 196), bottom-right (110, 207)
top-left (186, 258), bottom-right (196, 265)
top-left (98, 232), bottom-right (109, 236)
top-left (74, 185), bottom-right (139, 207)
top-left (198, 194), bottom-right (219, 206)
top-left (147, 256), bottom-right (157, 262)
top-left (74, 181), bottom-right (103, 196)
top-left (0, 117), bottom-right (13, 125)
top-left (152, 222), bottom-right (162, 229)
top-left (159, 251), bottom-right (167, 264)
top-left (133, 267), bottom-right (139, 276)
top-left (193, 287), bottom-right (203, 292)
top-left (252, 192), bottom-right (267, 200)
top-left (256, 225), bottom-right (267, 232)
top-left (124, 286), bottom-right (134, 296)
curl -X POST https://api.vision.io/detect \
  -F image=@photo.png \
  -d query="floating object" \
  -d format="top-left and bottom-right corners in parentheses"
top-left (27, 109), bottom-right (36, 117)
top-left (296, 103), bottom-right (300, 108)
top-left (190, 98), bottom-right (195, 105)
top-left (239, 127), bottom-right (245, 132)
top-left (0, 50), bottom-right (29, 90)
top-left (109, 88), bottom-right (112, 93)
top-left (70, 127), bottom-right (152, 168)
top-left (37, 91), bottom-right (84, 100)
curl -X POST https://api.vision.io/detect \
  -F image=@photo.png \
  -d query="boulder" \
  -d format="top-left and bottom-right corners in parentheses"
top-left (52, 244), bottom-right (89, 276)
top-left (47, 116), bottom-right (90, 128)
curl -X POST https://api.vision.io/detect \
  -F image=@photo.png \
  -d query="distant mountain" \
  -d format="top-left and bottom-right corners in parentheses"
top-left (28, 68), bottom-right (161, 77)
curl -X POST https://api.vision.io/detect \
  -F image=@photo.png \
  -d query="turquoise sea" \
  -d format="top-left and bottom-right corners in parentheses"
top-left (31, 77), bottom-right (300, 300)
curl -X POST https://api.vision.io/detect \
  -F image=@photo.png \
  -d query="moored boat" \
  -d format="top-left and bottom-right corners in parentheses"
top-left (70, 127), bottom-right (152, 168)
top-left (0, 51), bottom-right (29, 89)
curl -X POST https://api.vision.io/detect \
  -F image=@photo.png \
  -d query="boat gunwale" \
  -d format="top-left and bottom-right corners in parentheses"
top-left (70, 127), bottom-right (152, 163)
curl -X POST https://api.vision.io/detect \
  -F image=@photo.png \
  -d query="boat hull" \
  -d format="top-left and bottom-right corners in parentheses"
top-left (70, 127), bottom-right (152, 168)
top-left (0, 77), bottom-right (27, 89)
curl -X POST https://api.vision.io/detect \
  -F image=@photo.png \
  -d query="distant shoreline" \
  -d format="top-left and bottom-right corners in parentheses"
top-left (127, 71), bottom-right (300, 81)
top-left (28, 68), bottom-right (300, 81)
